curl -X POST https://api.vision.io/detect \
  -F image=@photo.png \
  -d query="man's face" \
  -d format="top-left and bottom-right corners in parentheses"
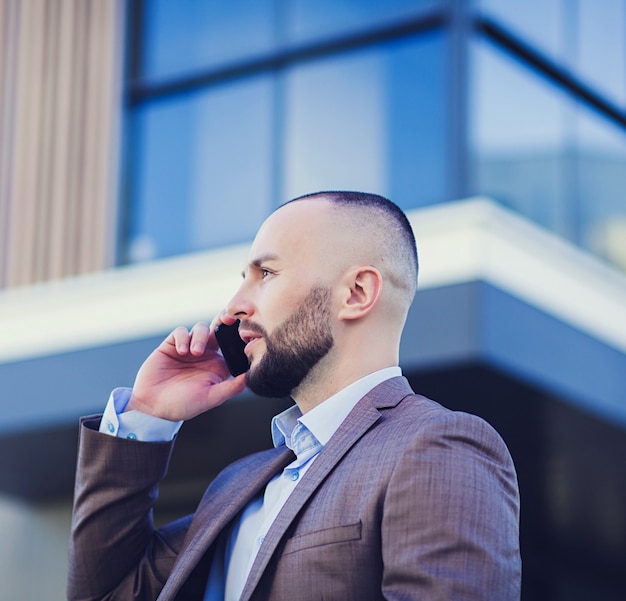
top-left (242, 285), bottom-right (333, 398)
top-left (228, 200), bottom-right (341, 397)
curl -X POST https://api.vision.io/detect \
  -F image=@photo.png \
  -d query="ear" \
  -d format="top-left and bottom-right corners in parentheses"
top-left (337, 266), bottom-right (383, 321)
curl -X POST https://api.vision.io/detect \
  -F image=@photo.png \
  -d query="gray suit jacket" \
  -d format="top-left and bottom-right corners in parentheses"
top-left (68, 377), bottom-right (521, 600)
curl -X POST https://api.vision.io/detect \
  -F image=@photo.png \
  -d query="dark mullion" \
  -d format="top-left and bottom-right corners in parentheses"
top-left (126, 9), bottom-right (448, 106)
top-left (477, 15), bottom-right (626, 130)
top-left (125, 0), bottom-right (145, 85)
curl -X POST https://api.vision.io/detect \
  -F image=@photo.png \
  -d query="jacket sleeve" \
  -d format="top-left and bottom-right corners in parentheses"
top-left (381, 410), bottom-right (522, 601)
top-left (67, 416), bottom-right (192, 601)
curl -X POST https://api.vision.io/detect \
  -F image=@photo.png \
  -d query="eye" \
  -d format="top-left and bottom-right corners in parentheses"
top-left (261, 268), bottom-right (272, 278)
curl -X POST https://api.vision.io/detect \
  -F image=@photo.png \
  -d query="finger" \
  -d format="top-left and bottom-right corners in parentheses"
top-left (208, 314), bottom-right (225, 344)
top-left (209, 310), bottom-right (237, 333)
top-left (209, 312), bottom-right (223, 332)
top-left (189, 322), bottom-right (211, 355)
top-left (170, 326), bottom-right (191, 354)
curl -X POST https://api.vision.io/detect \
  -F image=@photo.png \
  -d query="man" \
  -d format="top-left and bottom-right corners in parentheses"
top-left (68, 191), bottom-right (521, 600)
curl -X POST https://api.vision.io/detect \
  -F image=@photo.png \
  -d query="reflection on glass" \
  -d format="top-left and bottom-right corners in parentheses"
top-left (471, 37), bottom-right (573, 235)
top-left (287, 0), bottom-right (441, 43)
top-left (575, 110), bottom-right (626, 270)
top-left (470, 38), bottom-right (626, 270)
top-left (478, 0), bottom-right (566, 59)
top-left (577, 0), bottom-right (626, 107)
top-left (128, 76), bottom-right (274, 262)
top-left (283, 31), bottom-right (447, 212)
top-left (142, 0), bottom-right (277, 81)
top-left (478, 0), bottom-right (626, 108)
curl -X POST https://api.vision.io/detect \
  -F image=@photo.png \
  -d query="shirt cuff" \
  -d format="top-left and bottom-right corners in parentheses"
top-left (99, 387), bottom-right (183, 442)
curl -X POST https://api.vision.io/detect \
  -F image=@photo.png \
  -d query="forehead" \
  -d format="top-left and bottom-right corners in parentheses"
top-left (249, 200), bottom-right (337, 261)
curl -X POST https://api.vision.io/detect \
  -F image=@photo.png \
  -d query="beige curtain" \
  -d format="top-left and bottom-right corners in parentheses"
top-left (0, 0), bottom-right (124, 288)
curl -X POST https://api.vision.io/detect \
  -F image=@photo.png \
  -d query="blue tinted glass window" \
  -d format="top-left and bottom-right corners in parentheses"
top-left (575, 110), bottom-right (626, 270)
top-left (478, 0), bottom-right (567, 60)
top-left (478, 0), bottom-right (626, 108)
top-left (128, 76), bottom-right (274, 262)
top-left (577, 0), bottom-right (626, 107)
top-left (142, 0), bottom-right (277, 82)
top-left (287, 0), bottom-right (442, 43)
top-left (283, 31), bottom-right (447, 212)
top-left (470, 38), bottom-right (572, 235)
top-left (470, 38), bottom-right (626, 270)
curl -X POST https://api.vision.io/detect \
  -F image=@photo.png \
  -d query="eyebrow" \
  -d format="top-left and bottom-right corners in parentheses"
top-left (241, 253), bottom-right (280, 277)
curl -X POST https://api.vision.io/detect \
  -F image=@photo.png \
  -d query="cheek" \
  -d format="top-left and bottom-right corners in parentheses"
top-left (259, 284), bottom-right (306, 325)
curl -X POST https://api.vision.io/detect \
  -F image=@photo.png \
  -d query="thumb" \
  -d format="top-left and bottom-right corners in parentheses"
top-left (202, 372), bottom-right (247, 412)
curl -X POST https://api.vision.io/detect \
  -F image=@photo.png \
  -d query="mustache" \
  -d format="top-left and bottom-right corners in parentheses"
top-left (239, 320), bottom-right (268, 338)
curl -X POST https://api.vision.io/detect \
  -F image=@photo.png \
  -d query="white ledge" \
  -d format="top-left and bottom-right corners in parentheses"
top-left (1, 197), bottom-right (625, 364)
top-left (413, 197), bottom-right (626, 354)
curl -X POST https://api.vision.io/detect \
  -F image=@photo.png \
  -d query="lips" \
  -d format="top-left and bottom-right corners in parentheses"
top-left (239, 330), bottom-right (260, 344)
top-left (238, 329), bottom-right (262, 354)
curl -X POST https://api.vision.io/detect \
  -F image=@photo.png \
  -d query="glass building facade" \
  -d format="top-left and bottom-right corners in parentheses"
top-left (111, 4), bottom-right (626, 600)
top-left (123, 0), bottom-right (626, 273)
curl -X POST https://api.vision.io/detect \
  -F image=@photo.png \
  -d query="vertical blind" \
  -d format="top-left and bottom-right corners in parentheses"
top-left (0, 0), bottom-right (123, 288)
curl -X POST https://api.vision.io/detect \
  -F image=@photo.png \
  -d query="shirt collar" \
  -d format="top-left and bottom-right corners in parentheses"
top-left (271, 366), bottom-right (401, 449)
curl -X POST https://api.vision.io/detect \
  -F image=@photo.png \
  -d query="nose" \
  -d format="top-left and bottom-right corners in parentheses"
top-left (226, 283), bottom-right (255, 320)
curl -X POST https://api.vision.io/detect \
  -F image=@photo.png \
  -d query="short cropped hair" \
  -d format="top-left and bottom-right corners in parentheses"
top-left (285, 191), bottom-right (419, 303)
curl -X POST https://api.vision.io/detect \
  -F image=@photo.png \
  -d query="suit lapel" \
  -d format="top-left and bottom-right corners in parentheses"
top-left (157, 445), bottom-right (296, 600)
top-left (239, 377), bottom-right (413, 601)
top-left (159, 377), bottom-right (413, 600)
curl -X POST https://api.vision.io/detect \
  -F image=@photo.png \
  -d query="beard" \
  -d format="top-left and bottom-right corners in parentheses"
top-left (243, 286), bottom-right (334, 398)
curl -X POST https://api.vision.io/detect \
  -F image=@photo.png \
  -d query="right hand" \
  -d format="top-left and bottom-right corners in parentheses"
top-left (126, 320), bottom-right (246, 421)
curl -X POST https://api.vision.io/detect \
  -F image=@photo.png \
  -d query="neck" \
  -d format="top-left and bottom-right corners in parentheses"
top-left (291, 345), bottom-right (398, 414)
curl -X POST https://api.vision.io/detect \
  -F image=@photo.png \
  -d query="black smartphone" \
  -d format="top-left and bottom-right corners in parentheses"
top-left (215, 320), bottom-right (249, 376)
